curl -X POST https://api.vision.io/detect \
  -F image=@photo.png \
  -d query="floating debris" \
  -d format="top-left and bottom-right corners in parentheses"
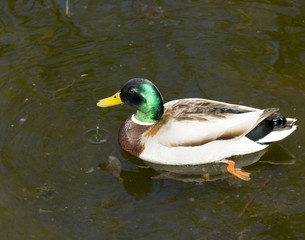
top-left (106, 155), bottom-right (123, 182)
top-left (19, 115), bottom-right (28, 126)
top-left (36, 184), bottom-right (56, 199)
top-left (238, 175), bottom-right (272, 218)
top-left (85, 167), bottom-right (95, 174)
top-left (39, 208), bottom-right (53, 213)
top-left (54, 79), bottom-right (75, 93)
top-left (65, 0), bottom-right (69, 16)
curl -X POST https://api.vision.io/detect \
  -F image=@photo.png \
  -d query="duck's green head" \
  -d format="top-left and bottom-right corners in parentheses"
top-left (97, 78), bottom-right (164, 123)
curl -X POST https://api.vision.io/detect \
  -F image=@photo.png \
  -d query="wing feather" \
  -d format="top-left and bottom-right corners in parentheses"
top-left (146, 98), bottom-right (278, 147)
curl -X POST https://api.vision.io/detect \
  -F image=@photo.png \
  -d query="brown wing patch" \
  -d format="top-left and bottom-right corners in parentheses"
top-left (168, 99), bottom-right (247, 121)
top-left (170, 137), bottom-right (216, 147)
top-left (145, 113), bottom-right (171, 137)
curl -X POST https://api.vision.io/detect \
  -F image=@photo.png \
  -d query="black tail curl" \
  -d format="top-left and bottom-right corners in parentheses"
top-left (246, 116), bottom-right (287, 142)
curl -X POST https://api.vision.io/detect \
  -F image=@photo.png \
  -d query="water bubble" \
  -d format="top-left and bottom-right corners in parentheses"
top-left (83, 126), bottom-right (109, 144)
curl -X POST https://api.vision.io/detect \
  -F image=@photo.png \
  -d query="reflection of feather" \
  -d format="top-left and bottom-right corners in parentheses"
top-left (151, 172), bottom-right (182, 180)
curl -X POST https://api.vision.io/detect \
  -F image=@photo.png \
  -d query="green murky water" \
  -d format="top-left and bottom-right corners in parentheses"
top-left (0, 0), bottom-right (304, 239)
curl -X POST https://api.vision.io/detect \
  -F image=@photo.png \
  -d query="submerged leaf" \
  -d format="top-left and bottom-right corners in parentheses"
top-left (106, 155), bottom-right (123, 182)
top-left (142, 4), bottom-right (163, 19)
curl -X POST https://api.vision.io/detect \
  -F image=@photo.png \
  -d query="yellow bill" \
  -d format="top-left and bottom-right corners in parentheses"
top-left (97, 92), bottom-right (123, 107)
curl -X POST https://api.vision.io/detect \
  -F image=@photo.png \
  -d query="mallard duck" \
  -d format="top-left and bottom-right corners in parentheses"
top-left (97, 78), bottom-right (297, 180)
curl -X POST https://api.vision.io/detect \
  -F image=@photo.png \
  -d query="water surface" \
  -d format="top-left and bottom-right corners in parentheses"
top-left (0, 0), bottom-right (304, 239)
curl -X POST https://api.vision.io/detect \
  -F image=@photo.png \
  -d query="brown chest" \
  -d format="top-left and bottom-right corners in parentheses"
top-left (118, 117), bottom-right (151, 157)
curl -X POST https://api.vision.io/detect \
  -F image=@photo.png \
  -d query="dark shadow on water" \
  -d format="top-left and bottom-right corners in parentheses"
top-left (120, 167), bottom-right (160, 199)
top-left (99, 159), bottom-right (161, 199)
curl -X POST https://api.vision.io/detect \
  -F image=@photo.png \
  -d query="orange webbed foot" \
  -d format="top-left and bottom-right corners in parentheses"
top-left (226, 160), bottom-right (251, 181)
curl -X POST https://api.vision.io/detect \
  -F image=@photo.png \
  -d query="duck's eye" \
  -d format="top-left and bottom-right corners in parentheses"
top-left (128, 89), bottom-right (135, 94)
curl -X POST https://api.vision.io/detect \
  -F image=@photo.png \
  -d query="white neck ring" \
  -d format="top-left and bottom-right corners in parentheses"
top-left (131, 114), bottom-right (156, 126)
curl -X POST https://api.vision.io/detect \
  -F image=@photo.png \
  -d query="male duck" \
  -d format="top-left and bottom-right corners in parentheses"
top-left (97, 78), bottom-right (297, 181)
